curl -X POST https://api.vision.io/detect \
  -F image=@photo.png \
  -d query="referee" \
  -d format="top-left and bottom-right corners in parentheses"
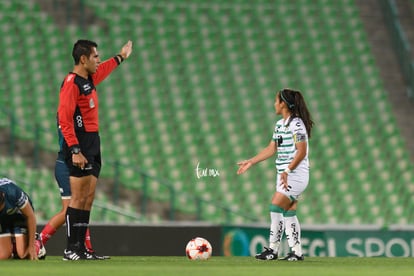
top-left (57, 39), bottom-right (132, 261)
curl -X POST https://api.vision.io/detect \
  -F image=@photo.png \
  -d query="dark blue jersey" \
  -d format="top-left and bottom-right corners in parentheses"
top-left (0, 178), bottom-right (32, 221)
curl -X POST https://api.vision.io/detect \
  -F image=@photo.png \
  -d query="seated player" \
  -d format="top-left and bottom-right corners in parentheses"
top-left (0, 177), bottom-right (46, 260)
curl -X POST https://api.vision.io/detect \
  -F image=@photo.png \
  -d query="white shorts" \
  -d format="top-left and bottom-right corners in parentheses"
top-left (276, 170), bottom-right (309, 201)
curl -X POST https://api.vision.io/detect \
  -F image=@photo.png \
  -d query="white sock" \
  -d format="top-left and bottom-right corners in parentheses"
top-left (284, 215), bottom-right (302, 256)
top-left (269, 212), bottom-right (284, 253)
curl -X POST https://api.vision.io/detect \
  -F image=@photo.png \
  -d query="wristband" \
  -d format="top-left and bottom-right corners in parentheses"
top-left (116, 54), bottom-right (124, 63)
top-left (284, 168), bottom-right (291, 174)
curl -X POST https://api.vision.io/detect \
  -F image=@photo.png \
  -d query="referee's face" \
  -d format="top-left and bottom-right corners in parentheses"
top-left (85, 47), bottom-right (100, 74)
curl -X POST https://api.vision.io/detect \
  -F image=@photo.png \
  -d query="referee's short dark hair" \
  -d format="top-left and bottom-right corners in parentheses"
top-left (72, 39), bottom-right (98, 65)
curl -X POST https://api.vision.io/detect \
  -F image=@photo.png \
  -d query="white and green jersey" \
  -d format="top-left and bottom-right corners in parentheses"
top-left (272, 116), bottom-right (309, 174)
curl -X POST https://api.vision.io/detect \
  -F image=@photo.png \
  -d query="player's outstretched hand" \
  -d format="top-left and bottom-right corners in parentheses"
top-left (25, 245), bottom-right (38, 261)
top-left (120, 40), bottom-right (133, 59)
top-left (237, 160), bottom-right (253, 175)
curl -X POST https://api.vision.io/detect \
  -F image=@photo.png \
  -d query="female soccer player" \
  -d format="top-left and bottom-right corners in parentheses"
top-left (237, 88), bottom-right (314, 261)
top-left (0, 177), bottom-right (45, 260)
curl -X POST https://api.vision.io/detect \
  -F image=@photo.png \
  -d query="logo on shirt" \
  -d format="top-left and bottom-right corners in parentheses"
top-left (83, 84), bottom-right (92, 93)
top-left (89, 98), bottom-right (95, 108)
top-left (76, 115), bottom-right (83, 128)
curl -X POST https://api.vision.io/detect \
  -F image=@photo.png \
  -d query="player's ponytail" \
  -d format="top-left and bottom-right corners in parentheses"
top-left (279, 88), bottom-right (314, 138)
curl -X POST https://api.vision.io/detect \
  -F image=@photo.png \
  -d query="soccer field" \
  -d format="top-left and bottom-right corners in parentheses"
top-left (1, 256), bottom-right (414, 276)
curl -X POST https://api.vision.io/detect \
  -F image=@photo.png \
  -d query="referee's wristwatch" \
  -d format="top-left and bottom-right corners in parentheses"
top-left (71, 146), bottom-right (81, 155)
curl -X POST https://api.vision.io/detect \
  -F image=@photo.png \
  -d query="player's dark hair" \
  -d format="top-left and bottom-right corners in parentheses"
top-left (279, 88), bottom-right (314, 138)
top-left (72, 39), bottom-right (98, 65)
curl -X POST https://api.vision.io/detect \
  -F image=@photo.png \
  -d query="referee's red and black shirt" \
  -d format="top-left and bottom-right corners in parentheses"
top-left (57, 57), bottom-right (120, 148)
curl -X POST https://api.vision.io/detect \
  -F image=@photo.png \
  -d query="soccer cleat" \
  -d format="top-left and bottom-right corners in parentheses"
top-left (35, 233), bottom-right (47, 260)
top-left (63, 249), bottom-right (87, 261)
top-left (279, 252), bottom-right (304, 261)
top-left (83, 250), bottom-right (98, 260)
top-left (255, 247), bottom-right (278, 260)
top-left (85, 249), bottom-right (110, 260)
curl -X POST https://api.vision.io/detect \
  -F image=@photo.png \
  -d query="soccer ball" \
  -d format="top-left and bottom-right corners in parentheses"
top-left (185, 237), bottom-right (212, 260)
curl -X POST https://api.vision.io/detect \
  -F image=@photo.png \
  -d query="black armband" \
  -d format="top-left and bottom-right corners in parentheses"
top-left (115, 54), bottom-right (124, 64)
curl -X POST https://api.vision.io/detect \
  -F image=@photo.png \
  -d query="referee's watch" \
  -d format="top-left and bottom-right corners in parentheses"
top-left (71, 146), bottom-right (81, 155)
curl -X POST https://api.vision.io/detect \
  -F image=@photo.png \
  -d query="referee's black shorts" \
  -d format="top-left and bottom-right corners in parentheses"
top-left (63, 132), bottom-right (102, 178)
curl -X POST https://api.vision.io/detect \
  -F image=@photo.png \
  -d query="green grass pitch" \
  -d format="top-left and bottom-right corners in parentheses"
top-left (1, 256), bottom-right (414, 276)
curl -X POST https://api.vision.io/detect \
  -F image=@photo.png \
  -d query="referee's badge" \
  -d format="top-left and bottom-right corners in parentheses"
top-left (89, 98), bottom-right (95, 108)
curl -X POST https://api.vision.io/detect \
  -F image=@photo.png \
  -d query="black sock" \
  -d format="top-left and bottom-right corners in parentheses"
top-left (65, 207), bottom-right (83, 251)
top-left (78, 210), bottom-right (90, 251)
